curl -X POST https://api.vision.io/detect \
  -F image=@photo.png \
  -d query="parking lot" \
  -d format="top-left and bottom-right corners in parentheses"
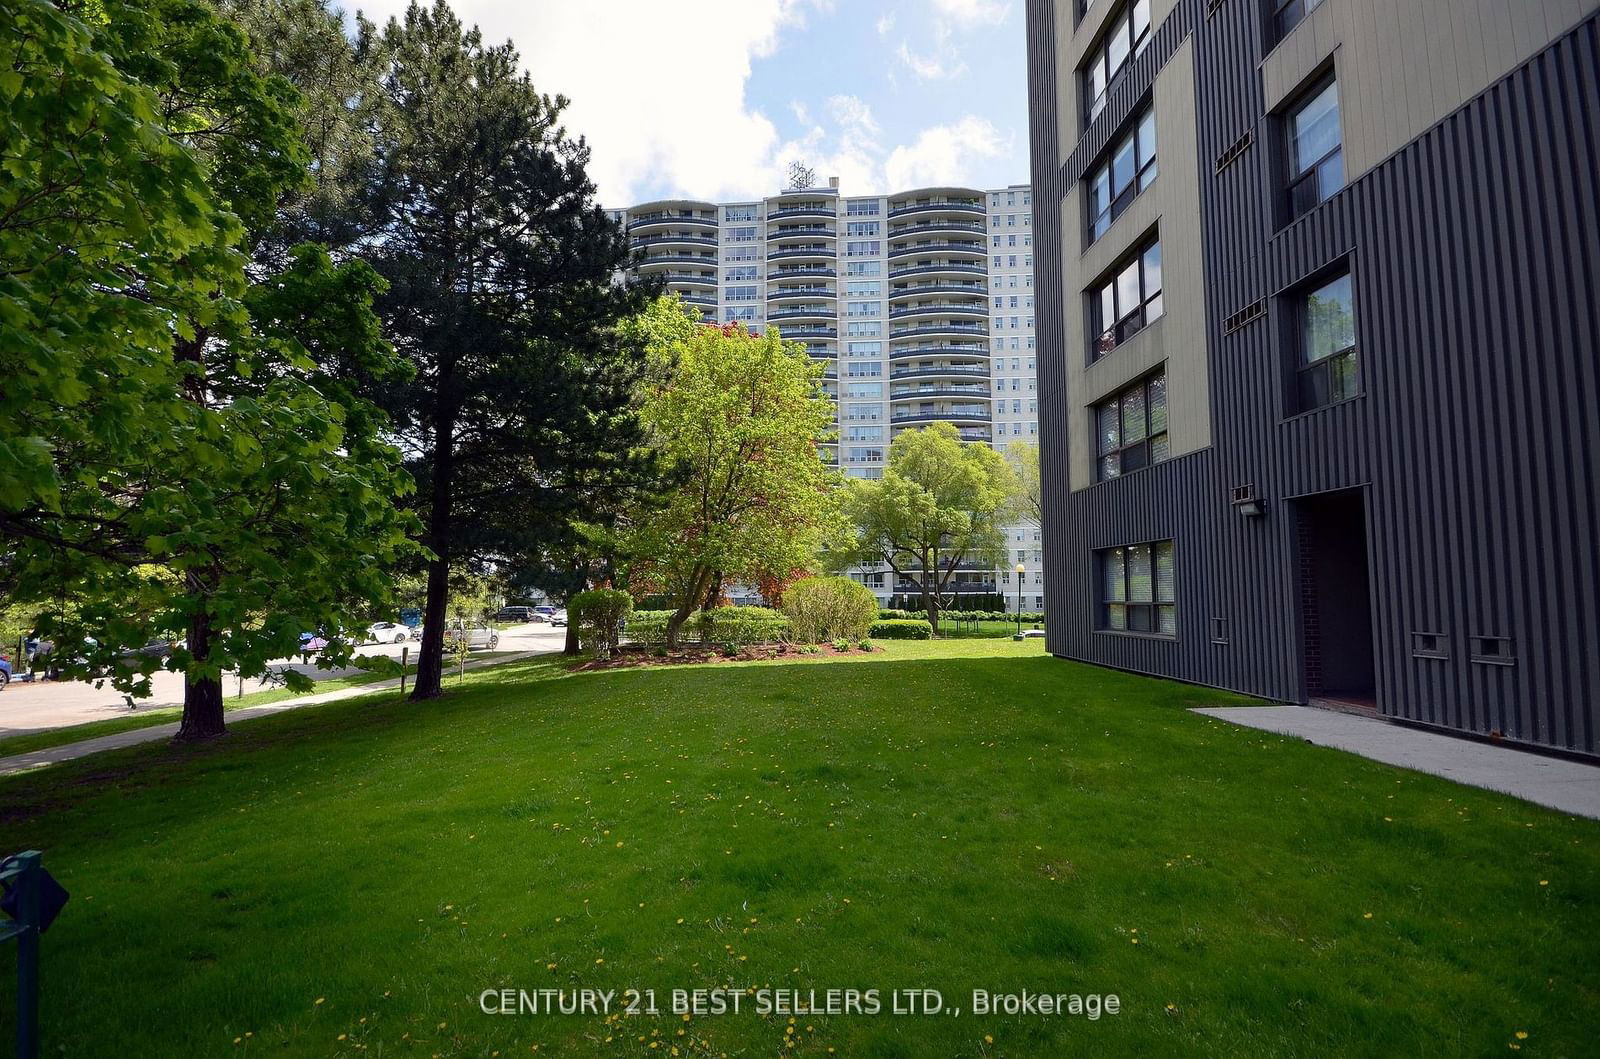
top-left (0, 622), bottom-right (568, 739)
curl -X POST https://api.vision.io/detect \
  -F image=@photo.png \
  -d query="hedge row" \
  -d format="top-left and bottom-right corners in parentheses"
top-left (868, 619), bottom-right (933, 640)
top-left (879, 609), bottom-right (1045, 624)
top-left (624, 607), bottom-right (791, 646)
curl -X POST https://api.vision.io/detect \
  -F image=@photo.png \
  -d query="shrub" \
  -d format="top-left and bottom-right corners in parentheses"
top-left (569, 589), bottom-right (633, 658)
top-left (856, 639), bottom-right (873, 651)
top-left (720, 641), bottom-right (739, 657)
top-left (694, 606), bottom-right (790, 646)
top-left (623, 610), bottom-right (674, 646)
top-left (782, 577), bottom-right (880, 644)
top-left (877, 608), bottom-right (910, 621)
top-left (869, 618), bottom-right (933, 640)
top-left (831, 638), bottom-right (850, 652)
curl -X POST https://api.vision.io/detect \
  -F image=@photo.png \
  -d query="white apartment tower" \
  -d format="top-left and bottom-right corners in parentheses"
top-left (614, 179), bottom-right (1040, 613)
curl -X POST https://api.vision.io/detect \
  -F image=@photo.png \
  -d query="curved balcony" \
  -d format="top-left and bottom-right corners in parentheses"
top-left (766, 285), bottom-right (836, 302)
top-left (768, 225), bottom-right (838, 244)
top-left (637, 253), bottom-right (719, 270)
top-left (887, 220), bottom-right (987, 242)
top-left (772, 324), bottom-right (837, 340)
top-left (890, 406), bottom-right (991, 426)
top-left (769, 265), bottom-right (836, 281)
top-left (887, 241), bottom-right (986, 262)
top-left (888, 262), bottom-right (987, 280)
top-left (890, 384), bottom-right (991, 400)
top-left (767, 305), bottom-right (836, 323)
top-left (681, 293), bottom-right (717, 308)
top-left (888, 282), bottom-right (987, 302)
top-left (887, 194), bottom-right (985, 220)
top-left (767, 245), bottom-right (837, 262)
top-left (888, 302), bottom-right (987, 321)
top-left (889, 363), bottom-right (991, 382)
top-left (889, 321), bottom-right (989, 341)
top-left (888, 344), bottom-right (989, 362)
top-left (768, 205), bottom-right (836, 222)
top-left (629, 215), bottom-right (718, 236)
top-left (632, 233), bottom-right (719, 250)
top-left (660, 271), bottom-right (717, 288)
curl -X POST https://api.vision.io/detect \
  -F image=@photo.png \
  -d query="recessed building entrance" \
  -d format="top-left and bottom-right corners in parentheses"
top-left (1294, 489), bottom-right (1377, 711)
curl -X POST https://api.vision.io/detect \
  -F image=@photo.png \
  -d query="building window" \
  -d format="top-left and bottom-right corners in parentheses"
top-left (1087, 109), bottom-right (1156, 241)
top-left (846, 260), bottom-right (881, 276)
top-left (1273, 0), bottom-right (1325, 40)
top-left (724, 205), bottom-right (757, 222)
top-left (1095, 371), bottom-right (1167, 480)
top-left (1286, 78), bottom-right (1343, 219)
top-left (1100, 540), bottom-right (1175, 634)
top-left (1082, 0), bottom-right (1152, 124)
top-left (1090, 238), bottom-right (1163, 359)
top-left (847, 200), bottom-right (881, 216)
top-left (724, 266), bottom-right (757, 282)
top-left (847, 221), bottom-right (880, 237)
top-left (728, 226), bottom-right (757, 242)
top-left (1296, 271), bottom-right (1357, 409)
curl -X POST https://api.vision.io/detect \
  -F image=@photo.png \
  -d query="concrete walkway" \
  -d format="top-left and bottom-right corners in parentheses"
top-left (0, 651), bottom-right (546, 778)
top-left (1193, 706), bottom-right (1600, 819)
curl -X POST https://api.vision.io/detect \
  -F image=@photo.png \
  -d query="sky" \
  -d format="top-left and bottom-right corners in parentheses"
top-left (346, 0), bottom-right (1031, 207)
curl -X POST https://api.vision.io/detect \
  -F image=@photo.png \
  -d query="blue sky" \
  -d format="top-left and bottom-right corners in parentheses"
top-left (352, 0), bottom-right (1031, 205)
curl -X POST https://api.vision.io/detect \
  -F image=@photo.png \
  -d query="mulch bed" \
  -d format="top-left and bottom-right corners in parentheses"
top-left (570, 642), bottom-right (878, 671)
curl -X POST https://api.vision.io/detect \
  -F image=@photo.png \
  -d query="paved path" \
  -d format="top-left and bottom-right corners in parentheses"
top-left (1193, 706), bottom-right (1600, 819)
top-left (0, 649), bottom-right (550, 778)
top-left (0, 623), bottom-right (566, 735)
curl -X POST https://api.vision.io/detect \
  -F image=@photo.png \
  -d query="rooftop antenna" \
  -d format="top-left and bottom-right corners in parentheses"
top-left (785, 160), bottom-right (817, 191)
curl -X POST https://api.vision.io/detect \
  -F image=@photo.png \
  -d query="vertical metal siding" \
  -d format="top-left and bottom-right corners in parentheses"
top-left (1029, 0), bottom-right (1600, 755)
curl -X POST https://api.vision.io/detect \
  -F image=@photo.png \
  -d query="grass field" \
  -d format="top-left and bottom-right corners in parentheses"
top-left (0, 639), bottom-right (1594, 1056)
top-left (0, 653), bottom-right (511, 759)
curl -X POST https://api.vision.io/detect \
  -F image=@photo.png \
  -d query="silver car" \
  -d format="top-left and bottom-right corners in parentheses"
top-left (443, 624), bottom-right (500, 651)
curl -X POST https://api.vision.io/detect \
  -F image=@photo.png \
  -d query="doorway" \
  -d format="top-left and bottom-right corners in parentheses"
top-left (1294, 489), bottom-right (1377, 710)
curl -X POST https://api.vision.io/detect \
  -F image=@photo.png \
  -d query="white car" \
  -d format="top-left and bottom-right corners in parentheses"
top-left (366, 621), bottom-right (412, 644)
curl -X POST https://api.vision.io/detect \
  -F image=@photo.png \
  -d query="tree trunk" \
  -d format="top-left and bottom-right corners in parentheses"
top-left (175, 608), bottom-right (226, 741)
top-left (701, 570), bottom-right (723, 611)
top-left (411, 413), bottom-right (456, 700)
top-left (665, 567), bottom-right (711, 649)
top-left (563, 622), bottom-right (580, 656)
top-left (921, 554), bottom-right (940, 636)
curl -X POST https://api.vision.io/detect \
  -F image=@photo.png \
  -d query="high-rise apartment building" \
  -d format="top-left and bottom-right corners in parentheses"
top-left (1026, 0), bottom-right (1599, 754)
top-left (613, 181), bottom-right (1043, 611)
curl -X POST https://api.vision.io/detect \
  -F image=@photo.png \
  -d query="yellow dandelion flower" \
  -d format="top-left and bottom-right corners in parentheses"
top-left (1516, 1031), bottom-right (1529, 1039)
top-left (984, 1034), bottom-right (994, 1044)
top-left (315, 997), bottom-right (326, 1006)
top-left (1363, 913), bottom-right (1373, 920)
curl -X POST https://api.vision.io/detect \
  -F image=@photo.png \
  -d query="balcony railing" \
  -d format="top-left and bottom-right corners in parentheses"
top-left (773, 325), bottom-right (838, 338)
top-left (629, 212), bottom-right (717, 230)
top-left (769, 265), bottom-right (837, 279)
top-left (768, 307), bottom-right (835, 321)
top-left (888, 221), bottom-right (986, 239)
top-left (662, 272), bottom-right (717, 286)
top-left (888, 302), bottom-right (987, 319)
top-left (767, 246), bottom-right (837, 260)
top-left (891, 407), bottom-right (989, 423)
top-left (890, 364), bottom-right (990, 380)
top-left (887, 263), bottom-right (987, 279)
top-left (890, 384), bottom-right (989, 399)
top-left (889, 323), bottom-right (989, 340)
top-left (888, 344), bottom-right (989, 360)
top-left (637, 253), bottom-right (718, 268)
top-left (888, 199), bottom-right (984, 218)
top-left (768, 205), bottom-right (836, 221)
top-left (767, 286), bottom-right (836, 300)
top-left (768, 225), bottom-right (837, 239)
top-left (887, 241), bottom-right (986, 260)
top-left (632, 233), bottom-right (719, 248)
top-left (889, 282), bottom-right (987, 300)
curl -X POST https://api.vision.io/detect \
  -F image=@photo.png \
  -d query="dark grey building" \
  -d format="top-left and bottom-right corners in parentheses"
top-left (1026, 0), bottom-right (1600, 755)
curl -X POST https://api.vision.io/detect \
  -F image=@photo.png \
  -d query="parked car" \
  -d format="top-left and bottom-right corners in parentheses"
top-left (493, 606), bottom-right (534, 622)
top-left (550, 610), bottom-right (568, 628)
top-left (0, 653), bottom-right (11, 690)
top-left (534, 605), bottom-right (558, 617)
top-left (442, 624), bottom-right (500, 651)
top-left (366, 621), bottom-right (411, 644)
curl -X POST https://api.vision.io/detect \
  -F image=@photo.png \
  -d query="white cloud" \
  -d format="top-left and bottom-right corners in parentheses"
top-left (897, 35), bottom-right (967, 81)
top-left (351, 0), bottom-right (827, 205)
top-left (884, 115), bottom-right (1012, 190)
top-left (875, 12), bottom-right (896, 36)
top-left (931, 0), bottom-right (1012, 24)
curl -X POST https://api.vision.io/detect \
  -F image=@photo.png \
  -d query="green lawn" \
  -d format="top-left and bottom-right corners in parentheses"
top-left (0, 640), bottom-right (1594, 1056)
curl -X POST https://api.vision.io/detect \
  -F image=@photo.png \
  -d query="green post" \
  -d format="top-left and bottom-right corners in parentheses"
top-left (2, 850), bottom-right (44, 1059)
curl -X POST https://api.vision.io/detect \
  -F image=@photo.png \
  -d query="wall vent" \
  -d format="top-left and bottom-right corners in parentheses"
top-left (1210, 617), bottom-right (1229, 644)
top-left (1230, 484), bottom-right (1256, 505)
top-left (1411, 632), bottom-right (1449, 659)
top-left (1470, 636), bottom-right (1516, 666)
top-left (1223, 298), bottom-right (1266, 335)
top-left (1213, 127), bottom-right (1254, 174)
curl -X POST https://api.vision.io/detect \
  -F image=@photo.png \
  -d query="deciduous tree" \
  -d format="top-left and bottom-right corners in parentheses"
top-left (842, 423), bottom-right (1015, 634)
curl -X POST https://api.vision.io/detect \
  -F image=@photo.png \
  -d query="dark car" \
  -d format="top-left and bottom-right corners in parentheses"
top-left (494, 606), bottom-right (534, 622)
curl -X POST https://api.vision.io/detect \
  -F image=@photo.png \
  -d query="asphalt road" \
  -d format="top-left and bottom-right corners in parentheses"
top-left (0, 622), bottom-right (569, 738)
